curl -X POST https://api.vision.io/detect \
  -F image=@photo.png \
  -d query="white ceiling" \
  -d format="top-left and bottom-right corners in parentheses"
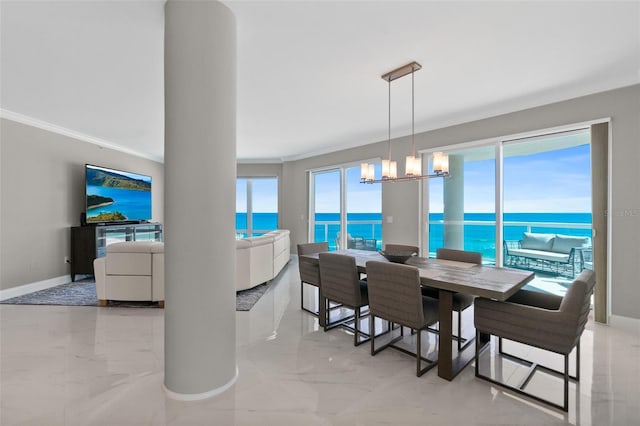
top-left (1, 1), bottom-right (639, 163)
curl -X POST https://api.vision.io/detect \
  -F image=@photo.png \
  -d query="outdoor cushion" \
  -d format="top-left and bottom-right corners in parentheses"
top-left (521, 232), bottom-right (555, 251)
top-left (552, 234), bottom-right (590, 254)
top-left (508, 248), bottom-right (570, 263)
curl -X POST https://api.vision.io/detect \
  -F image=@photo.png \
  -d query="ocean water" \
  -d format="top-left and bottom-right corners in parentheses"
top-left (236, 213), bottom-right (279, 237)
top-left (236, 212), bottom-right (592, 261)
top-left (86, 184), bottom-right (151, 222)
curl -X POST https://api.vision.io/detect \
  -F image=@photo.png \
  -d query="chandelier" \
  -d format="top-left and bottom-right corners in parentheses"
top-left (360, 61), bottom-right (449, 184)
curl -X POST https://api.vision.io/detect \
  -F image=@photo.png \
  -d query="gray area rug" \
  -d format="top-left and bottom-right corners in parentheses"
top-left (1, 279), bottom-right (269, 311)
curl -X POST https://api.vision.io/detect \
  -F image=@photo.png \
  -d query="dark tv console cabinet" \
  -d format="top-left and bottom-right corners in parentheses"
top-left (70, 222), bottom-right (163, 282)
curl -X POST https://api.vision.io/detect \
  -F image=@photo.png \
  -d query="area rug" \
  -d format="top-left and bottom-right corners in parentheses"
top-left (1, 279), bottom-right (269, 311)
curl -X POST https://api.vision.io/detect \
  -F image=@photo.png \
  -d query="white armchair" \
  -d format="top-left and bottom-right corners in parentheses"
top-left (93, 241), bottom-right (164, 306)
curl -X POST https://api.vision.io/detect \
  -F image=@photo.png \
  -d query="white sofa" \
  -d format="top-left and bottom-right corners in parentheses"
top-left (236, 229), bottom-right (290, 291)
top-left (93, 241), bottom-right (165, 306)
top-left (93, 229), bottom-right (290, 300)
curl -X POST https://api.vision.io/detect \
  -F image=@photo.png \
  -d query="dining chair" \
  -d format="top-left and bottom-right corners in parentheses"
top-left (297, 242), bottom-right (328, 317)
top-left (365, 260), bottom-right (440, 376)
top-left (318, 252), bottom-right (370, 345)
top-left (422, 248), bottom-right (481, 351)
top-left (474, 269), bottom-right (595, 412)
top-left (384, 244), bottom-right (419, 254)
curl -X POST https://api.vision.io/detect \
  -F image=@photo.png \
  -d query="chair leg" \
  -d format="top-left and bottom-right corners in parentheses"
top-left (417, 329), bottom-right (422, 377)
top-left (324, 297), bottom-right (330, 332)
top-left (300, 282), bottom-right (320, 317)
top-left (475, 329), bottom-right (480, 377)
top-left (354, 308), bottom-right (360, 346)
top-left (370, 314), bottom-right (375, 356)
top-left (564, 353), bottom-right (569, 412)
top-left (576, 341), bottom-right (581, 381)
top-left (457, 310), bottom-right (463, 351)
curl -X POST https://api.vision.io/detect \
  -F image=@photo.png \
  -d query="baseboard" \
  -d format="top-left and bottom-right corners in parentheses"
top-left (0, 275), bottom-right (76, 301)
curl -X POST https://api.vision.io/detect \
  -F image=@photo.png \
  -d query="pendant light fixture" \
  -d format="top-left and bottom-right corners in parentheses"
top-left (361, 61), bottom-right (449, 184)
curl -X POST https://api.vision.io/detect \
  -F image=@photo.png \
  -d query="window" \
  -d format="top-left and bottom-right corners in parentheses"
top-left (310, 163), bottom-right (382, 251)
top-left (236, 177), bottom-right (278, 238)
top-left (423, 127), bottom-right (593, 295)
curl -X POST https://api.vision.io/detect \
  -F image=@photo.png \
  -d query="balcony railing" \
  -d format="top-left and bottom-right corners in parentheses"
top-left (314, 219), bottom-right (383, 251)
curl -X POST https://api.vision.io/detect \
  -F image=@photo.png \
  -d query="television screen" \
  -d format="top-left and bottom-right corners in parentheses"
top-left (85, 164), bottom-right (152, 223)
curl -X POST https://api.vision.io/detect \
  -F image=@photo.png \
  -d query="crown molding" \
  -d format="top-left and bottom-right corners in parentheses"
top-left (0, 109), bottom-right (163, 163)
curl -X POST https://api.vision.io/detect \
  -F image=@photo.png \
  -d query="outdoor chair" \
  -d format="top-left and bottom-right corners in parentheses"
top-left (474, 269), bottom-right (596, 412)
top-left (318, 252), bottom-right (370, 345)
top-left (365, 260), bottom-right (440, 376)
top-left (297, 242), bottom-right (328, 317)
top-left (422, 248), bottom-right (481, 351)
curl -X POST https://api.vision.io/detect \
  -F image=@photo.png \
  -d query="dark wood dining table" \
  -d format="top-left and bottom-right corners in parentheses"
top-left (300, 249), bottom-right (535, 381)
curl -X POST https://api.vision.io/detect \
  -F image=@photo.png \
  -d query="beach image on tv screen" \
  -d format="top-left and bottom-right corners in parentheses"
top-left (86, 165), bottom-right (152, 222)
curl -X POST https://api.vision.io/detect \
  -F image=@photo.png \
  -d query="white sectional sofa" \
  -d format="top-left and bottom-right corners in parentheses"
top-left (93, 229), bottom-right (290, 302)
top-left (93, 241), bottom-right (165, 306)
top-left (236, 229), bottom-right (290, 291)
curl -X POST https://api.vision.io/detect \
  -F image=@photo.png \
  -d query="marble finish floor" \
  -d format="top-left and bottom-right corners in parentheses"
top-left (1, 259), bottom-right (639, 425)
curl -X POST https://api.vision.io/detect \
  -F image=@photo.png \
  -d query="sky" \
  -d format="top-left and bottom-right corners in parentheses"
top-left (429, 133), bottom-right (591, 213)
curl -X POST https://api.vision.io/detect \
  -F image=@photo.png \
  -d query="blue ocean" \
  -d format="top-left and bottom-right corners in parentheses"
top-left (86, 184), bottom-right (152, 221)
top-left (237, 212), bottom-right (592, 262)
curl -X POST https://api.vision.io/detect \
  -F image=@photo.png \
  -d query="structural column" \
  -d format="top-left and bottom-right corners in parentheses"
top-left (164, 0), bottom-right (237, 399)
top-left (443, 154), bottom-right (464, 250)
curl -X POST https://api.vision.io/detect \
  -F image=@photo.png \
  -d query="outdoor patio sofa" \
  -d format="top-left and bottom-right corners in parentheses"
top-left (503, 232), bottom-right (591, 278)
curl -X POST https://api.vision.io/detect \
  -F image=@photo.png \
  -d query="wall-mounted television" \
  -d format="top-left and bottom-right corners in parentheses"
top-left (85, 164), bottom-right (152, 224)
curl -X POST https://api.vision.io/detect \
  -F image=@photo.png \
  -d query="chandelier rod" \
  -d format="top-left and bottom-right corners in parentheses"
top-left (387, 78), bottom-right (391, 161)
top-left (411, 67), bottom-right (415, 157)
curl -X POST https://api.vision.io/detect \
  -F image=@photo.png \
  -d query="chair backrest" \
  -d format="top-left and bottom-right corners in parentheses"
top-left (384, 244), bottom-right (419, 255)
top-left (297, 242), bottom-right (328, 286)
top-left (318, 253), bottom-right (364, 307)
top-left (365, 260), bottom-right (424, 330)
top-left (559, 269), bottom-right (596, 348)
top-left (436, 248), bottom-right (482, 265)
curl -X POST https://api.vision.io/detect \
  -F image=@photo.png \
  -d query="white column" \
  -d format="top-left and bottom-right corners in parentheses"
top-left (444, 155), bottom-right (464, 250)
top-left (164, 0), bottom-right (237, 400)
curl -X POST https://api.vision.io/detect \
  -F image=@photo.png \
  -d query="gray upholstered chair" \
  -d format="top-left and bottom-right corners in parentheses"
top-left (318, 252), bottom-right (370, 345)
top-left (365, 260), bottom-right (439, 376)
top-left (297, 242), bottom-right (328, 317)
top-left (474, 269), bottom-right (596, 412)
top-left (422, 248), bottom-right (481, 350)
top-left (384, 244), bottom-right (419, 254)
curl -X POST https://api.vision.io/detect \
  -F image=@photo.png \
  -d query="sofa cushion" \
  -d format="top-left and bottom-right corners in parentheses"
top-left (106, 253), bottom-right (151, 275)
top-left (552, 234), bottom-right (590, 254)
top-left (508, 248), bottom-right (570, 263)
top-left (107, 241), bottom-right (158, 253)
top-left (521, 232), bottom-right (555, 251)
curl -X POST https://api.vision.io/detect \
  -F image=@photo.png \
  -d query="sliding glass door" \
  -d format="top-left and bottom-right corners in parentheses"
top-left (345, 165), bottom-right (382, 251)
top-left (502, 130), bottom-right (592, 295)
top-left (424, 128), bottom-right (593, 294)
top-left (426, 145), bottom-right (496, 263)
top-left (312, 169), bottom-right (341, 250)
top-left (310, 164), bottom-right (381, 251)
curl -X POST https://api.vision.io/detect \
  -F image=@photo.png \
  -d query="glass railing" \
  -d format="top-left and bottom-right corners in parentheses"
top-left (428, 218), bottom-right (592, 266)
top-left (314, 219), bottom-right (383, 251)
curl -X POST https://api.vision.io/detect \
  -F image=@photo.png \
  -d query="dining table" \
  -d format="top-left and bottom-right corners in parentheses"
top-left (300, 249), bottom-right (535, 381)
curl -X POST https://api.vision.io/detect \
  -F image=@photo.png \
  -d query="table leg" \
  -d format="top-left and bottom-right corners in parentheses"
top-left (437, 289), bottom-right (490, 381)
top-left (437, 289), bottom-right (454, 380)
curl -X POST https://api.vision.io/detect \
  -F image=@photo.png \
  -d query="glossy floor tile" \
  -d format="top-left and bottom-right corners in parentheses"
top-left (1, 259), bottom-right (639, 425)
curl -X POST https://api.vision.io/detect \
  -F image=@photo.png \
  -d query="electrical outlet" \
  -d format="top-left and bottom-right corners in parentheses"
top-left (64, 256), bottom-right (70, 264)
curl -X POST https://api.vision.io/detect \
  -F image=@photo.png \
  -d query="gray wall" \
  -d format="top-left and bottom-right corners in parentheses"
top-left (281, 84), bottom-right (640, 319)
top-left (0, 118), bottom-right (164, 290)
